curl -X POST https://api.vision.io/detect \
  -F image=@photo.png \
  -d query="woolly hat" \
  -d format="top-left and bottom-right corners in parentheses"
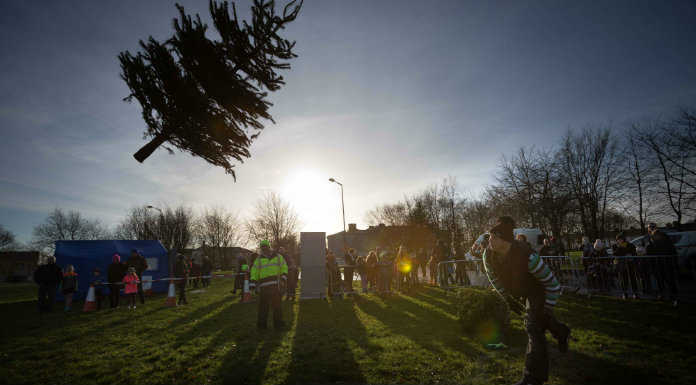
top-left (112, 254), bottom-right (121, 263)
top-left (489, 216), bottom-right (515, 243)
top-left (615, 232), bottom-right (627, 241)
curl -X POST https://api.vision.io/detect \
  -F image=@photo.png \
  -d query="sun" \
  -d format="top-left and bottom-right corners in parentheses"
top-left (280, 168), bottom-right (342, 232)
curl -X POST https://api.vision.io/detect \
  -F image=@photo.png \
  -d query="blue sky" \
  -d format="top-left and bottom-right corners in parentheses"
top-left (1, 0), bottom-right (695, 245)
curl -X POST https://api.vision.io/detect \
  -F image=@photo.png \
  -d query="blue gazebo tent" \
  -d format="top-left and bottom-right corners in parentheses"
top-left (54, 240), bottom-right (170, 301)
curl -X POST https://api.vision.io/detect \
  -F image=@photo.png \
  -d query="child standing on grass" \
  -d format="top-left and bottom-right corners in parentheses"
top-left (61, 265), bottom-right (78, 312)
top-left (123, 267), bottom-right (140, 309)
top-left (91, 268), bottom-right (104, 310)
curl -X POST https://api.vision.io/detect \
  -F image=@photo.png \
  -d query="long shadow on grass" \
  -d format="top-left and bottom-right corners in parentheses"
top-left (558, 294), bottom-right (696, 358)
top-left (167, 297), bottom-right (233, 329)
top-left (285, 298), bottom-right (369, 384)
top-left (210, 298), bottom-right (296, 384)
top-left (552, 348), bottom-right (672, 385)
top-left (352, 293), bottom-right (484, 357)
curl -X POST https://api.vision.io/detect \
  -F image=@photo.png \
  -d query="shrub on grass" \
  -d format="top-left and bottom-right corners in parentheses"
top-left (455, 287), bottom-right (510, 343)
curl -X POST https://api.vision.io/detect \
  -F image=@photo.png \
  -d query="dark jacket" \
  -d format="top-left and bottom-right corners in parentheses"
top-left (646, 231), bottom-right (677, 256)
top-left (579, 243), bottom-right (594, 258)
top-left (190, 261), bottom-right (201, 277)
top-left (34, 263), bottom-right (63, 286)
top-left (539, 245), bottom-right (557, 256)
top-left (485, 241), bottom-right (544, 300)
top-left (356, 257), bottom-right (367, 276)
top-left (127, 254), bottom-right (149, 276)
top-left (612, 243), bottom-right (637, 257)
top-left (287, 264), bottom-right (299, 291)
top-left (201, 259), bottom-right (214, 275)
top-left (108, 262), bottom-right (128, 285)
top-left (589, 248), bottom-right (608, 258)
top-left (174, 259), bottom-right (188, 285)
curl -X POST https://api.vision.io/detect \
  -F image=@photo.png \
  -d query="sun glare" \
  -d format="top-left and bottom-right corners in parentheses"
top-left (280, 168), bottom-right (342, 232)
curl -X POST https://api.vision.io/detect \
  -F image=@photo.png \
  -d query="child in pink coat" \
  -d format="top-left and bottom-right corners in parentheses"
top-left (123, 267), bottom-right (140, 309)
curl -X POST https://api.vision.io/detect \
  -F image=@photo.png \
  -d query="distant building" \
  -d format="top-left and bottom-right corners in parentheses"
top-left (180, 245), bottom-right (253, 270)
top-left (327, 223), bottom-right (435, 257)
top-left (0, 251), bottom-right (40, 283)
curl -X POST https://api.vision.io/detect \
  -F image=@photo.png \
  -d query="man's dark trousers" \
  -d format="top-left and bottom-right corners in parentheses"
top-left (257, 285), bottom-right (284, 329)
top-left (37, 284), bottom-right (56, 311)
top-left (524, 289), bottom-right (566, 384)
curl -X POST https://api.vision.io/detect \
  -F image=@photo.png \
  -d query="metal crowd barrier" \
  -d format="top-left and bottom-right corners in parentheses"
top-left (327, 263), bottom-right (397, 297)
top-left (437, 256), bottom-right (580, 291)
top-left (436, 254), bottom-right (695, 302)
top-left (578, 255), bottom-right (694, 300)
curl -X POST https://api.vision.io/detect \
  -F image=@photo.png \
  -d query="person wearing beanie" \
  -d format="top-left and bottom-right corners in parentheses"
top-left (107, 254), bottom-right (128, 309)
top-left (483, 216), bottom-right (571, 385)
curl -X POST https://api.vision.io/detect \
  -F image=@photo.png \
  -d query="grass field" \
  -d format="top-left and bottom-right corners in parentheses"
top-left (1, 279), bottom-right (694, 385)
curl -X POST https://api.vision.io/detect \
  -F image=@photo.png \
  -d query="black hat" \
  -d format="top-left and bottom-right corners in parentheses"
top-left (616, 232), bottom-right (627, 241)
top-left (489, 216), bottom-right (515, 243)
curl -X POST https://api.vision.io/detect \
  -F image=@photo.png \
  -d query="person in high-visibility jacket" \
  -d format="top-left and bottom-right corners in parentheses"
top-left (250, 240), bottom-right (288, 330)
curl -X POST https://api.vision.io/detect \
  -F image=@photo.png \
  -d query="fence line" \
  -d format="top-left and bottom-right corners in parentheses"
top-left (435, 255), bottom-right (695, 301)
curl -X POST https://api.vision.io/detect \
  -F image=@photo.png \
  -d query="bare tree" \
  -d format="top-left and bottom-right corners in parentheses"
top-left (160, 204), bottom-right (197, 251)
top-left (0, 225), bottom-right (17, 251)
top-left (114, 205), bottom-right (159, 240)
top-left (115, 204), bottom-right (197, 251)
top-left (365, 202), bottom-right (408, 226)
top-left (457, 197), bottom-right (494, 247)
top-left (197, 205), bottom-right (244, 267)
top-left (246, 191), bottom-right (301, 252)
top-left (32, 208), bottom-right (111, 254)
top-left (560, 125), bottom-right (622, 239)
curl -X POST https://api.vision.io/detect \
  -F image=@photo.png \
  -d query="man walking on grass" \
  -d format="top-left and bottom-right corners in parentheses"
top-left (483, 216), bottom-right (571, 385)
top-left (250, 239), bottom-right (288, 330)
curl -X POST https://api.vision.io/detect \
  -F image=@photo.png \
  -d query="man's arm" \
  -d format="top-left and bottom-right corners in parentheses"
top-left (528, 253), bottom-right (560, 311)
top-left (249, 258), bottom-right (260, 288)
top-left (483, 250), bottom-right (508, 297)
top-left (278, 255), bottom-right (288, 283)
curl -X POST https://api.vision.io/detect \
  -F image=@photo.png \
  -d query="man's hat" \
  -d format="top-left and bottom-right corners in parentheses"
top-left (260, 239), bottom-right (271, 247)
top-left (489, 216), bottom-right (515, 243)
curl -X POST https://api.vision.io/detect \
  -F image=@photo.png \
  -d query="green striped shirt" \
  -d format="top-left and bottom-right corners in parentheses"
top-left (484, 250), bottom-right (561, 308)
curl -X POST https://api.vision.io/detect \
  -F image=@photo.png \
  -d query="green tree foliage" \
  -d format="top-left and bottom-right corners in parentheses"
top-left (119, 0), bottom-right (302, 179)
top-left (455, 287), bottom-right (510, 341)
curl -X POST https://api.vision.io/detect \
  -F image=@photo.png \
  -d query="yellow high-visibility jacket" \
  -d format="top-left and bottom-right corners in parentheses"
top-left (249, 254), bottom-right (288, 290)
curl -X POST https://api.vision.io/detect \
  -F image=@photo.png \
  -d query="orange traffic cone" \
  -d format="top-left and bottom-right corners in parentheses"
top-left (241, 272), bottom-right (253, 303)
top-left (165, 279), bottom-right (177, 307)
top-left (82, 284), bottom-right (97, 312)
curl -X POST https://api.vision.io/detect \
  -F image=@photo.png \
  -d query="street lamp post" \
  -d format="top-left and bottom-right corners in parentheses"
top-left (328, 178), bottom-right (347, 250)
top-left (148, 205), bottom-right (172, 274)
top-left (147, 205), bottom-right (167, 246)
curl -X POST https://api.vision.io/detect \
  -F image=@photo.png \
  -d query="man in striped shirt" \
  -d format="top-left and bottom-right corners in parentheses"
top-left (483, 216), bottom-right (571, 385)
